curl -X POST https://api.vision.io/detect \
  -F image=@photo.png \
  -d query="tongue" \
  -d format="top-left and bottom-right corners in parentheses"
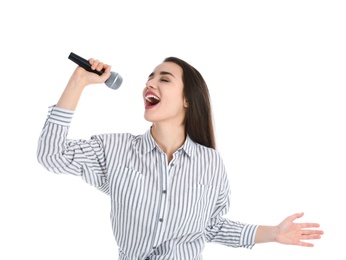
top-left (149, 97), bottom-right (160, 105)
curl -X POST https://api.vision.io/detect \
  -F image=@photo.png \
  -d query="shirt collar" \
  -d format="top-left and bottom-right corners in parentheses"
top-left (140, 129), bottom-right (196, 159)
top-left (140, 129), bottom-right (157, 155)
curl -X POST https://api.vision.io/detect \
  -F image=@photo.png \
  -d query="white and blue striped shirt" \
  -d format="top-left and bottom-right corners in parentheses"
top-left (37, 106), bottom-right (258, 260)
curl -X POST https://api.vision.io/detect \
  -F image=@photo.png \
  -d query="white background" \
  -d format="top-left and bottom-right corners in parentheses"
top-left (0, 0), bottom-right (345, 259)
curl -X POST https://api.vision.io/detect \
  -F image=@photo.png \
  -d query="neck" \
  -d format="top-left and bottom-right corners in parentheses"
top-left (151, 122), bottom-right (186, 163)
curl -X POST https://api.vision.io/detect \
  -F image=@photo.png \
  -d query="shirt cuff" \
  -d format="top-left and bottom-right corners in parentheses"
top-left (46, 105), bottom-right (74, 126)
top-left (239, 224), bottom-right (259, 248)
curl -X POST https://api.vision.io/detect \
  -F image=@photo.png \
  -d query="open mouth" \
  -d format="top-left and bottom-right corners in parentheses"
top-left (145, 93), bottom-right (160, 107)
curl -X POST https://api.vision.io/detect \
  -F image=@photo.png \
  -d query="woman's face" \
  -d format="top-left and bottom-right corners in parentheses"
top-left (143, 61), bottom-right (188, 126)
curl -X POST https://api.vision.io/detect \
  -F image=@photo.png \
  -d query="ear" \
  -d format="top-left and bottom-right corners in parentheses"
top-left (184, 99), bottom-right (189, 108)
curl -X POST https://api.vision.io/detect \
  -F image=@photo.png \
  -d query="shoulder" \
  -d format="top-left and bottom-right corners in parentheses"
top-left (92, 132), bottom-right (144, 146)
top-left (191, 142), bottom-right (229, 188)
top-left (191, 142), bottom-right (226, 171)
top-left (194, 142), bottom-right (224, 160)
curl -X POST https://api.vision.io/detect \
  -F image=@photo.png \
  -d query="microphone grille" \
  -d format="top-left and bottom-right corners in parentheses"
top-left (105, 71), bottom-right (123, 90)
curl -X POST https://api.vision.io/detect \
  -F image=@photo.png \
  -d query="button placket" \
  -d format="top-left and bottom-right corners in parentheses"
top-left (151, 152), bottom-right (169, 249)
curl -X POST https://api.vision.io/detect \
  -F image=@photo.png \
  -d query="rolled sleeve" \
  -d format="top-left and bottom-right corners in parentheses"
top-left (205, 166), bottom-right (258, 248)
top-left (37, 105), bottom-right (109, 193)
top-left (46, 105), bottom-right (74, 126)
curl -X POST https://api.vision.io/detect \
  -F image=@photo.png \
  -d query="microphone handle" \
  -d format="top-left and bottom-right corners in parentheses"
top-left (68, 52), bottom-right (104, 76)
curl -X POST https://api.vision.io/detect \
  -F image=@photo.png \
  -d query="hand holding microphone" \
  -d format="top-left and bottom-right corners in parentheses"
top-left (68, 52), bottom-right (123, 90)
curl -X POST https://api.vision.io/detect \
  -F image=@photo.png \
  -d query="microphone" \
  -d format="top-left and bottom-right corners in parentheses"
top-left (68, 52), bottom-right (123, 90)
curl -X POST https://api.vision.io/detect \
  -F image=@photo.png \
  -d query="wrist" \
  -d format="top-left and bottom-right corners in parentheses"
top-left (255, 225), bottom-right (278, 244)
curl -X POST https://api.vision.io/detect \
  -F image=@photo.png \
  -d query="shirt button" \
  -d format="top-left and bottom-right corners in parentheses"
top-left (159, 218), bottom-right (163, 222)
top-left (162, 190), bottom-right (167, 194)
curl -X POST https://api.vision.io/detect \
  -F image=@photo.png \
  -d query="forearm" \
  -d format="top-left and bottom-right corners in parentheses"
top-left (254, 225), bottom-right (278, 244)
top-left (56, 70), bottom-right (86, 110)
top-left (56, 59), bottom-right (111, 110)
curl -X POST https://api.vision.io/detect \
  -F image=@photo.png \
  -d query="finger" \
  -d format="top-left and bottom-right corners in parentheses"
top-left (302, 234), bottom-right (323, 240)
top-left (287, 212), bottom-right (304, 222)
top-left (105, 65), bottom-right (111, 73)
top-left (100, 65), bottom-right (111, 81)
top-left (95, 62), bottom-right (106, 72)
top-left (89, 58), bottom-right (96, 67)
top-left (300, 223), bottom-right (321, 228)
top-left (297, 240), bottom-right (315, 247)
top-left (90, 59), bottom-right (100, 70)
top-left (301, 229), bottom-right (324, 236)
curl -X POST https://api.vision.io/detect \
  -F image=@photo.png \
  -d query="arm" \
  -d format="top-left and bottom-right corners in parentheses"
top-left (57, 58), bottom-right (112, 110)
top-left (36, 58), bottom-right (112, 192)
top-left (255, 212), bottom-right (324, 247)
top-left (36, 105), bottom-right (109, 192)
top-left (205, 160), bottom-right (258, 248)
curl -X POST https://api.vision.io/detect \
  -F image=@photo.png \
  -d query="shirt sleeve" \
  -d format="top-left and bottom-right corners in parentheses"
top-left (36, 105), bottom-right (109, 194)
top-left (205, 161), bottom-right (258, 248)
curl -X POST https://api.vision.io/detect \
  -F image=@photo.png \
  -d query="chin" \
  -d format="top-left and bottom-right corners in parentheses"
top-left (144, 113), bottom-right (154, 123)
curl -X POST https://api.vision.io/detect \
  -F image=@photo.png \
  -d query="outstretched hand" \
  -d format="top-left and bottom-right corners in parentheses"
top-left (275, 212), bottom-right (324, 247)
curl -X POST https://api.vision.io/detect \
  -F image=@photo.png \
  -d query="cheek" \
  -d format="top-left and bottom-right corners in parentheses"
top-left (161, 89), bottom-right (185, 111)
top-left (167, 99), bottom-right (186, 113)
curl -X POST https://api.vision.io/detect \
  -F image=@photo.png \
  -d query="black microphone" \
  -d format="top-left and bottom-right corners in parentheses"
top-left (68, 52), bottom-right (123, 90)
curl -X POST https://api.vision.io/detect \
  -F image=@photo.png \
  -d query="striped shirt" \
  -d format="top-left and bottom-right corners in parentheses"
top-left (37, 106), bottom-right (258, 260)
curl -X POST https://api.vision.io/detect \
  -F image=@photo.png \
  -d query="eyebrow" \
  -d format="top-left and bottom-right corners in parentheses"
top-left (148, 71), bottom-right (175, 78)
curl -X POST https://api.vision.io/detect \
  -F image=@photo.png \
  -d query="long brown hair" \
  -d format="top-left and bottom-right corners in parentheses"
top-left (164, 57), bottom-right (215, 149)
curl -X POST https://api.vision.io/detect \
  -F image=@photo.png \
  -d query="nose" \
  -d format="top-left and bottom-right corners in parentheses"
top-left (146, 78), bottom-right (157, 89)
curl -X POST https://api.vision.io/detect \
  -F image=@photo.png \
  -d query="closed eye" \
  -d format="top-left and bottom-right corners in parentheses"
top-left (147, 71), bottom-right (175, 82)
top-left (160, 78), bottom-right (169, 82)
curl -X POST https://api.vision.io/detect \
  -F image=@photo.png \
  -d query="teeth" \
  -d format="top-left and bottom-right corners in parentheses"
top-left (145, 94), bottom-right (160, 101)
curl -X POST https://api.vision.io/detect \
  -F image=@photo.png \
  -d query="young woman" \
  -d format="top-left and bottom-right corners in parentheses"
top-left (37, 56), bottom-right (323, 259)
